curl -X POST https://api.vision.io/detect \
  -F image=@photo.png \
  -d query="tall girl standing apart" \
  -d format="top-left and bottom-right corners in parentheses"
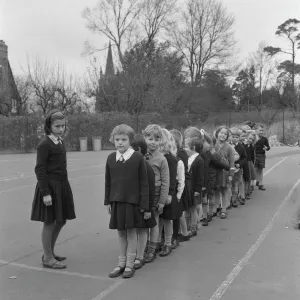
top-left (31, 110), bottom-right (76, 269)
top-left (105, 125), bottom-right (149, 279)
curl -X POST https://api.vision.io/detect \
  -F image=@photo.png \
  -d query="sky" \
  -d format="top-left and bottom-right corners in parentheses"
top-left (0, 0), bottom-right (299, 78)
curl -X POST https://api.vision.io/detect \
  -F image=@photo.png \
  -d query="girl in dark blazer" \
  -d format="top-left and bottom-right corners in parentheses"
top-left (31, 110), bottom-right (76, 270)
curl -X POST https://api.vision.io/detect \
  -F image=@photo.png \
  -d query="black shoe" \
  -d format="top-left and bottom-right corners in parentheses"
top-left (240, 198), bottom-right (245, 205)
top-left (109, 266), bottom-right (125, 278)
top-left (256, 181), bottom-right (260, 187)
top-left (171, 239), bottom-right (179, 249)
top-left (159, 245), bottom-right (172, 257)
top-left (259, 185), bottom-right (266, 190)
top-left (207, 214), bottom-right (213, 222)
top-left (202, 218), bottom-right (208, 226)
top-left (232, 201), bottom-right (238, 208)
top-left (122, 267), bottom-right (135, 279)
top-left (178, 234), bottom-right (190, 242)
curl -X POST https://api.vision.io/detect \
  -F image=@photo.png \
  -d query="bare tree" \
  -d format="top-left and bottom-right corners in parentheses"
top-left (167, 0), bottom-right (236, 85)
top-left (82, 0), bottom-right (142, 66)
top-left (140, 0), bottom-right (177, 44)
top-left (14, 75), bottom-right (33, 114)
top-left (248, 42), bottom-right (278, 111)
top-left (25, 56), bottom-right (62, 115)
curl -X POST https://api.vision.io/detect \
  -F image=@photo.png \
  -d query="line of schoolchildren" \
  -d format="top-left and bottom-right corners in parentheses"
top-left (104, 123), bottom-right (271, 279)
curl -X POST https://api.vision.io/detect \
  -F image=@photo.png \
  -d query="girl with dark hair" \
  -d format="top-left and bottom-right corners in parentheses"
top-left (31, 110), bottom-right (76, 269)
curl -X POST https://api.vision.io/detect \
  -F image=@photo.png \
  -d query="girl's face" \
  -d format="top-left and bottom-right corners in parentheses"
top-left (51, 119), bottom-right (65, 138)
top-left (217, 128), bottom-right (228, 142)
top-left (145, 134), bottom-right (160, 152)
top-left (203, 141), bottom-right (210, 151)
top-left (114, 134), bottom-right (130, 154)
top-left (257, 127), bottom-right (264, 137)
top-left (248, 136), bottom-right (254, 144)
top-left (231, 135), bottom-right (240, 144)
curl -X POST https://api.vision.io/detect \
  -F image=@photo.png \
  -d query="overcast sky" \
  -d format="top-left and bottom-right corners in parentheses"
top-left (1, 0), bottom-right (299, 77)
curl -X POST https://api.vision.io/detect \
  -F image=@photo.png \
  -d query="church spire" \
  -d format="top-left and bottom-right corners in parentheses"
top-left (105, 41), bottom-right (114, 77)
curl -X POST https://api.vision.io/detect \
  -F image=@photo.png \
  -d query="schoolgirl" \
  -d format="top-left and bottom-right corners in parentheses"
top-left (131, 134), bottom-right (157, 270)
top-left (104, 124), bottom-right (149, 279)
top-left (143, 125), bottom-right (170, 263)
top-left (254, 125), bottom-right (270, 190)
top-left (31, 109), bottom-right (76, 269)
top-left (246, 132), bottom-right (256, 193)
top-left (185, 136), bottom-right (205, 236)
top-left (214, 126), bottom-right (235, 219)
top-left (200, 130), bottom-right (230, 226)
top-left (170, 129), bottom-right (189, 244)
top-left (157, 129), bottom-right (179, 256)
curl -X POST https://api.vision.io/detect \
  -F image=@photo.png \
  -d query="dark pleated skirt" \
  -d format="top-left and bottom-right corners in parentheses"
top-left (160, 193), bottom-right (182, 220)
top-left (109, 202), bottom-right (146, 230)
top-left (185, 178), bottom-right (194, 208)
top-left (31, 179), bottom-right (76, 223)
top-left (255, 153), bottom-right (266, 169)
top-left (248, 161), bottom-right (256, 180)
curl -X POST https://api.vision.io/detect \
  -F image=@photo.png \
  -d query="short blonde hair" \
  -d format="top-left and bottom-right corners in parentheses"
top-left (109, 124), bottom-right (135, 144)
top-left (160, 128), bottom-right (177, 156)
top-left (230, 127), bottom-right (242, 136)
top-left (143, 124), bottom-right (163, 139)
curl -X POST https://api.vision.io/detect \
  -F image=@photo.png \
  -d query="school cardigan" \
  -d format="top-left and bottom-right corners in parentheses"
top-left (104, 151), bottom-right (149, 211)
top-left (216, 142), bottom-right (235, 177)
top-left (243, 143), bottom-right (255, 163)
top-left (255, 136), bottom-right (270, 154)
top-left (232, 143), bottom-right (247, 168)
top-left (189, 155), bottom-right (205, 194)
top-left (34, 136), bottom-right (68, 197)
top-left (146, 151), bottom-right (170, 205)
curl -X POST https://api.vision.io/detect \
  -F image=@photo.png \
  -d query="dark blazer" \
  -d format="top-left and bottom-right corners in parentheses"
top-left (34, 136), bottom-right (67, 197)
top-left (164, 153), bottom-right (178, 196)
top-left (190, 155), bottom-right (204, 194)
top-left (244, 143), bottom-right (255, 163)
top-left (255, 136), bottom-right (270, 154)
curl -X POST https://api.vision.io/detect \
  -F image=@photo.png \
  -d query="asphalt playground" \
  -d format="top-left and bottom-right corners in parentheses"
top-left (1, 147), bottom-right (300, 300)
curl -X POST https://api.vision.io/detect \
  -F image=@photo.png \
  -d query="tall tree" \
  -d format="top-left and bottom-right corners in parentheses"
top-left (140, 0), bottom-right (177, 44)
top-left (264, 19), bottom-right (300, 91)
top-left (82, 0), bottom-right (142, 66)
top-left (167, 0), bottom-right (236, 85)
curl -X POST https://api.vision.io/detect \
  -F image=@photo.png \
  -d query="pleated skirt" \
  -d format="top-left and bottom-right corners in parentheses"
top-left (31, 179), bottom-right (76, 223)
top-left (109, 202), bottom-right (149, 230)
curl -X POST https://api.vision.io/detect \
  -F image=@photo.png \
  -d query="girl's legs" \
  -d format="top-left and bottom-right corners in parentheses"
top-left (208, 190), bottom-right (215, 216)
top-left (111, 230), bottom-right (127, 272)
top-left (51, 221), bottom-right (66, 256)
top-left (163, 219), bottom-right (173, 247)
top-left (255, 167), bottom-right (263, 185)
top-left (221, 185), bottom-right (232, 215)
top-left (190, 204), bottom-right (198, 233)
top-left (173, 218), bottom-right (180, 241)
top-left (42, 222), bottom-right (55, 261)
top-left (125, 229), bottom-right (137, 271)
top-left (145, 210), bottom-right (159, 262)
top-left (136, 228), bottom-right (148, 261)
top-left (179, 213), bottom-right (188, 236)
top-left (185, 209), bottom-right (191, 231)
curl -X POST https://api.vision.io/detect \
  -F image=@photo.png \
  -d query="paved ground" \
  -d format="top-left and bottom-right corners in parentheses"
top-left (0, 147), bottom-right (300, 300)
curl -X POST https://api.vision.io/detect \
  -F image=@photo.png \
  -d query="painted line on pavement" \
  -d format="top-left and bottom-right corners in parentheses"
top-left (264, 157), bottom-right (287, 176)
top-left (91, 281), bottom-right (125, 300)
top-left (0, 259), bottom-right (115, 282)
top-left (209, 177), bottom-right (300, 300)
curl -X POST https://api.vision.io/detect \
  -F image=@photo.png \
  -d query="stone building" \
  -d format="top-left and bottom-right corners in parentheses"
top-left (0, 40), bottom-right (21, 115)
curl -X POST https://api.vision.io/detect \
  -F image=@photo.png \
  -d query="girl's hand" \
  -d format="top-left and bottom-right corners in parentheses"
top-left (194, 192), bottom-right (200, 196)
top-left (177, 197), bottom-right (180, 203)
top-left (157, 203), bottom-right (164, 214)
top-left (106, 205), bottom-right (111, 214)
top-left (228, 175), bottom-right (233, 182)
top-left (144, 212), bottom-right (151, 220)
top-left (43, 195), bottom-right (52, 206)
top-left (166, 195), bottom-right (172, 205)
